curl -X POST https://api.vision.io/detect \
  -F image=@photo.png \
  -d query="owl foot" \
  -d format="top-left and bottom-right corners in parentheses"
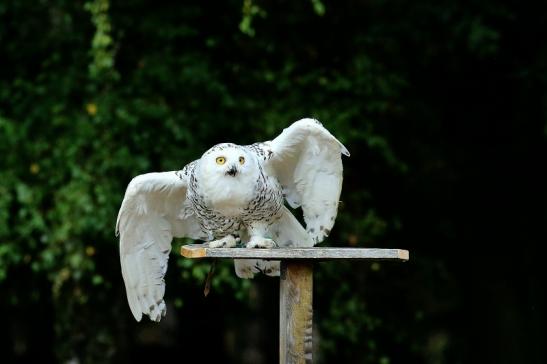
top-left (246, 237), bottom-right (277, 249)
top-left (209, 235), bottom-right (239, 248)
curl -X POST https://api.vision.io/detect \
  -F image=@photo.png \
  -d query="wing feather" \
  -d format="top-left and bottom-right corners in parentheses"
top-left (116, 171), bottom-right (207, 322)
top-left (263, 118), bottom-right (349, 244)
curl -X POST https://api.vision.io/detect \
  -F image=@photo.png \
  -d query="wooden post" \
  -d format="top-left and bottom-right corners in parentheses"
top-left (181, 244), bottom-right (409, 363)
top-left (279, 261), bottom-right (313, 364)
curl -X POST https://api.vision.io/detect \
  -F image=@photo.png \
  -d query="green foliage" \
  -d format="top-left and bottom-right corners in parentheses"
top-left (0, 0), bottom-right (414, 361)
top-left (239, 0), bottom-right (265, 37)
top-left (85, 0), bottom-right (119, 83)
top-left (310, 0), bottom-right (326, 16)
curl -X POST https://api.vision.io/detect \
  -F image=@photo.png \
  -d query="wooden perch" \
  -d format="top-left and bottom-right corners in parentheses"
top-left (181, 244), bottom-right (409, 261)
top-left (181, 243), bottom-right (409, 364)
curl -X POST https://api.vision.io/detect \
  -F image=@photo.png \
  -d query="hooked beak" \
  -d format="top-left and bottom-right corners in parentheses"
top-left (226, 165), bottom-right (238, 177)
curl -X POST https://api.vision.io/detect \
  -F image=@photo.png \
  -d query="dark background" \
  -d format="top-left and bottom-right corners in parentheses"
top-left (0, 0), bottom-right (545, 363)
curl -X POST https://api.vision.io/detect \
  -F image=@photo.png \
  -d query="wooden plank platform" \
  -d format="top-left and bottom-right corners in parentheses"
top-left (181, 243), bottom-right (409, 261)
top-left (181, 243), bottom-right (409, 364)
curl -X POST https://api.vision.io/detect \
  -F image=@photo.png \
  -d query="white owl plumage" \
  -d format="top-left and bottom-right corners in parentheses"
top-left (116, 118), bottom-right (349, 322)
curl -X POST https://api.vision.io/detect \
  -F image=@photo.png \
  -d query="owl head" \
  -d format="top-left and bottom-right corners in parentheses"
top-left (200, 143), bottom-right (256, 180)
top-left (198, 143), bottom-right (259, 207)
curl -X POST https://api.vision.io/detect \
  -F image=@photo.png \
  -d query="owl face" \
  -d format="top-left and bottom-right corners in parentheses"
top-left (199, 143), bottom-right (259, 209)
top-left (201, 143), bottom-right (254, 179)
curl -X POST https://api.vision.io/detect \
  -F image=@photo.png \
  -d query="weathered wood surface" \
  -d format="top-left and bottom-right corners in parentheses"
top-left (181, 244), bottom-right (409, 261)
top-left (280, 261), bottom-right (313, 364)
top-left (180, 243), bottom-right (409, 364)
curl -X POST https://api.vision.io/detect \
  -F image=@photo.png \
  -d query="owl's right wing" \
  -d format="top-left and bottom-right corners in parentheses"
top-left (116, 170), bottom-right (207, 322)
top-left (256, 119), bottom-right (349, 244)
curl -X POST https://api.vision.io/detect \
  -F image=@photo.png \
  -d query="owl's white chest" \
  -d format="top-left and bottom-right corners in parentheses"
top-left (197, 165), bottom-right (258, 217)
top-left (204, 180), bottom-right (254, 216)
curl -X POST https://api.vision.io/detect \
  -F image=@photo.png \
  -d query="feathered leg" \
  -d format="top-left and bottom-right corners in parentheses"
top-left (209, 234), bottom-right (239, 248)
top-left (246, 222), bottom-right (277, 248)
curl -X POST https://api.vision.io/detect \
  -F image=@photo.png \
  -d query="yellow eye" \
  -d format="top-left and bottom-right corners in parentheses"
top-left (239, 156), bottom-right (245, 165)
top-left (216, 156), bottom-right (226, 165)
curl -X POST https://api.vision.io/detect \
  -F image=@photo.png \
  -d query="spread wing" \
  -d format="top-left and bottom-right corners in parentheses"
top-left (116, 170), bottom-right (207, 322)
top-left (256, 118), bottom-right (350, 244)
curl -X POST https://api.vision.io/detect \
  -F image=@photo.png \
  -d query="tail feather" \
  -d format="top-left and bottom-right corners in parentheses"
top-left (234, 259), bottom-right (280, 278)
top-left (271, 206), bottom-right (314, 247)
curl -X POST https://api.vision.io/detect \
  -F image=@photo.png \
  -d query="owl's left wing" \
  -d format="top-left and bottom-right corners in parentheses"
top-left (116, 170), bottom-right (207, 322)
top-left (253, 118), bottom-right (349, 244)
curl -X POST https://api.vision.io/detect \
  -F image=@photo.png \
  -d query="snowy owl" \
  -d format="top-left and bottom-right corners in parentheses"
top-left (116, 118), bottom-right (349, 321)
